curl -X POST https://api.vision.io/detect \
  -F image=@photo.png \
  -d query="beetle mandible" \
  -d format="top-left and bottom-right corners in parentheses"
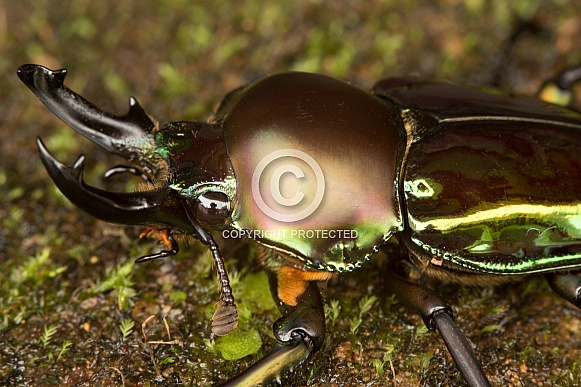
top-left (17, 63), bottom-right (581, 386)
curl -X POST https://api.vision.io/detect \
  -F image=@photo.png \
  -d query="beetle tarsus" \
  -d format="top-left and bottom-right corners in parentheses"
top-left (134, 242), bottom-right (179, 263)
top-left (490, 18), bottom-right (546, 87)
top-left (134, 250), bottom-right (176, 263)
top-left (135, 228), bottom-right (179, 263)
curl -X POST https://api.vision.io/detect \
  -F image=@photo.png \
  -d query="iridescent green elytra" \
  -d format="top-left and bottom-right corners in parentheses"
top-left (374, 80), bottom-right (581, 278)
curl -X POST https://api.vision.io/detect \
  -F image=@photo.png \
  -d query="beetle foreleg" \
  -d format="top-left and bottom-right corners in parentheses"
top-left (220, 271), bottom-right (324, 385)
top-left (219, 337), bottom-right (312, 386)
top-left (384, 273), bottom-right (491, 387)
top-left (547, 273), bottom-right (581, 309)
top-left (135, 228), bottom-right (179, 263)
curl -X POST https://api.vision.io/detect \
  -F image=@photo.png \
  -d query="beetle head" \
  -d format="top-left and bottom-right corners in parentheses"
top-left (153, 121), bottom-right (236, 229)
top-left (18, 64), bottom-right (235, 235)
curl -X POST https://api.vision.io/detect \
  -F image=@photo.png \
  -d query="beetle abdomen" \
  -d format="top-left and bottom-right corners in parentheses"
top-left (405, 121), bottom-right (581, 274)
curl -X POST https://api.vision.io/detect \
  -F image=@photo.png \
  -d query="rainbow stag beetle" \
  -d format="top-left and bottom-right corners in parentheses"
top-left (18, 63), bottom-right (581, 386)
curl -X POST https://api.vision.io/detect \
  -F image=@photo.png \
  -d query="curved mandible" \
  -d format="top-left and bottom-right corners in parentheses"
top-left (19, 64), bottom-right (157, 173)
top-left (36, 137), bottom-right (181, 227)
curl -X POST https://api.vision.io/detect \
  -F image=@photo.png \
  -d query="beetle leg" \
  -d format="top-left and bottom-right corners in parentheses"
top-left (267, 268), bottom-right (327, 350)
top-left (384, 273), bottom-right (491, 387)
top-left (220, 271), bottom-right (325, 386)
top-left (547, 273), bottom-right (581, 309)
top-left (135, 228), bottom-right (180, 263)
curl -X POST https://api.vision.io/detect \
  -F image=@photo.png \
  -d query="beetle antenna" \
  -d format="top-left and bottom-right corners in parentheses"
top-left (182, 202), bottom-right (238, 336)
top-left (19, 64), bottom-right (158, 177)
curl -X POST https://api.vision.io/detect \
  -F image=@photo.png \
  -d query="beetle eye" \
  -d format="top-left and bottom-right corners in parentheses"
top-left (195, 191), bottom-right (231, 226)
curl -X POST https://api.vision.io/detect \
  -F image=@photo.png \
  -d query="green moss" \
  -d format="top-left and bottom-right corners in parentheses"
top-left (236, 271), bottom-right (276, 312)
top-left (215, 328), bottom-right (262, 361)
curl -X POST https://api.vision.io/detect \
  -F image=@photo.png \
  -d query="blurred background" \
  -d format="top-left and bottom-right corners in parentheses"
top-left (1, 1), bottom-right (580, 386)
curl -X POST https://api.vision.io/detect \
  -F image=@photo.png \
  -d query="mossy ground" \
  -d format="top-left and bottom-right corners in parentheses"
top-left (1, 1), bottom-right (581, 386)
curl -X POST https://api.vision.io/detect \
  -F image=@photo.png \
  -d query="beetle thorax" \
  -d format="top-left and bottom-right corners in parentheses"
top-left (222, 72), bottom-right (404, 272)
